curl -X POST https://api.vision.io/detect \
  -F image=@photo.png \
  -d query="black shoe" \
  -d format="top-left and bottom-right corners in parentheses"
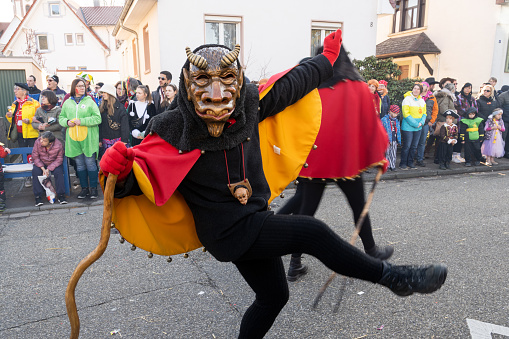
top-left (366, 245), bottom-right (394, 261)
top-left (287, 256), bottom-right (309, 282)
top-left (378, 262), bottom-right (447, 297)
top-left (439, 164), bottom-right (446, 170)
top-left (465, 162), bottom-right (472, 167)
top-left (35, 197), bottom-right (43, 206)
top-left (77, 188), bottom-right (89, 199)
top-left (89, 188), bottom-right (98, 199)
top-left (445, 162), bottom-right (451, 169)
top-left (434, 159), bottom-right (439, 164)
top-left (58, 194), bottom-right (67, 204)
top-left (474, 161), bottom-right (481, 166)
top-left (416, 161), bottom-right (426, 167)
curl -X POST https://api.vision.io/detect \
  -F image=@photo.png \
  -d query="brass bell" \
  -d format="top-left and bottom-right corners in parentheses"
top-left (178, 150), bottom-right (183, 154)
top-left (267, 205), bottom-right (272, 211)
top-left (110, 222), bottom-right (115, 228)
top-left (280, 193), bottom-right (285, 198)
top-left (167, 257), bottom-right (173, 263)
top-left (294, 180), bottom-right (299, 185)
top-left (149, 131), bottom-right (153, 135)
top-left (119, 237), bottom-right (125, 244)
top-left (321, 178), bottom-right (326, 181)
top-left (313, 144), bottom-right (318, 150)
top-left (201, 150), bottom-right (205, 154)
top-left (131, 244), bottom-right (136, 251)
top-left (303, 163), bottom-right (309, 168)
top-left (246, 137), bottom-right (251, 141)
top-left (333, 178), bottom-right (338, 182)
top-left (147, 252), bottom-right (153, 258)
top-left (183, 253), bottom-right (189, 258)
top-left (257, 107), bottom-right (260, 111)
top-left (202, 248), bottom-right (207, 252)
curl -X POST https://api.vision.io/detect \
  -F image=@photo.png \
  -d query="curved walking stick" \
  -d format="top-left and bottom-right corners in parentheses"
top-left (65, 173), bottom-right (118, 339)
top-left (313, 167), bottom-right (383, 309)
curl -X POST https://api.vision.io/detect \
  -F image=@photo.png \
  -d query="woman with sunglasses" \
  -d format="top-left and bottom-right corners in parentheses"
top-left (477, 84), bottom-right (500, 121)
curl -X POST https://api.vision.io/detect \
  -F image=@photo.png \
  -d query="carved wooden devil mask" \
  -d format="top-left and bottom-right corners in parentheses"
top-left (183, 45), bottom-right (243, 138)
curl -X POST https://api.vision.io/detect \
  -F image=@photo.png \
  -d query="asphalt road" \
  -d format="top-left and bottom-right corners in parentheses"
top-left (1, 171), bottom-right (508, 338)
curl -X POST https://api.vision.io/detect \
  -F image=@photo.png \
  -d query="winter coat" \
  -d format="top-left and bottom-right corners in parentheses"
top-left (455, 93), bottom-right (478, 118)
top-left (401, 91), bottom-right (426, 131)
top-left (497, 90), bottom-right (509, 124)
top-left (32, 106), bottom-right (64, 143)
top-left (99, 99), bottom-right (130, 143)
top-left (381, 114), bottom-right (401, 144)
top-left (59, 95), bottom-right (101, 158)
top-left (32, 137), bottom-right (64, 171)
top-left (477, 95), bottom-right (501, 121)
top-left (28, 85), bottom-right (41, 101)
top-left (424, 94), bottom-right (438, 124)
top-left (435, 89), bottom-right (456, 122)
top-left (378, 89), bottom-right (390, 118)
top-left (7, 97), bottom-right (41, 140)
top-left (152, 86), bottom-right (165, 114)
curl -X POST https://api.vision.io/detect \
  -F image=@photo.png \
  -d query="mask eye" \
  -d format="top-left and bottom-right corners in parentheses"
top-left (221, 73), bottom-right (236, 84)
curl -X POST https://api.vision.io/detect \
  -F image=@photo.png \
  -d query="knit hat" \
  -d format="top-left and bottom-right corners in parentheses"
top-left (48, 74), bottom-right (59, 83)
top-left (98, 83), bottom-right (116, 98)
top-left (367, 79), bottom-right (379, 89)
top-left (389, 105), bottom-right (400, 114)
top-left (378, 80), bottom-right (388, 87)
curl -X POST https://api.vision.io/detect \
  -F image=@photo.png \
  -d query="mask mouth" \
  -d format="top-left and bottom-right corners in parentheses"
top-left (196, 108), bottom-right (234, 122)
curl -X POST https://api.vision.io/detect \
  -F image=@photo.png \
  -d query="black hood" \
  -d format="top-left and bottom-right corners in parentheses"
top-left (316, 45), bottom-right (364, 89)
top-left (147, 44), bottom-right (260, 151)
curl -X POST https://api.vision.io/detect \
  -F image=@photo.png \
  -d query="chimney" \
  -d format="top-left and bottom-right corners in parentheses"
top-left (93, 0), bottom-right (100, 6)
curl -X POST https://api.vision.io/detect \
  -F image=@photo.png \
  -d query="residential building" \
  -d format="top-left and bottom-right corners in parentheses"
top-left (1, 0), bottom-right (122, 92)
top-left (376, 0), bottom-right (509, 91)
top-left (114, 0), bottom-right (381, 90)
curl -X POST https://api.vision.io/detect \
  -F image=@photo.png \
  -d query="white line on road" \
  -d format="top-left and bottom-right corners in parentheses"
top-left (466, 319), bottom-right (509, 338)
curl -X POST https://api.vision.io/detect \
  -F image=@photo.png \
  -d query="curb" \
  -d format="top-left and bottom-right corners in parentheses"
top-left (2, 200), bottom-right (104, 219)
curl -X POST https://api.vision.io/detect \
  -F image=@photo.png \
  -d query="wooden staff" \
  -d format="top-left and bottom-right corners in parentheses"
top-left (65, 173), bottom-right (117, 339)
top-left (312, 166), bottom-right (383, 309)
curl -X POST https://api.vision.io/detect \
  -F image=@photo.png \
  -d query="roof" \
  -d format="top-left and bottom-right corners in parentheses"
top-left (79, 6), bottom-right (123, 26)
top-left (376, 32), bottom-right (441, 58)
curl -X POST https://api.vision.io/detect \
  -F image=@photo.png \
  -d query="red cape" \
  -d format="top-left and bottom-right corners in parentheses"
top-left (299, 80), bottom-right (388, 179)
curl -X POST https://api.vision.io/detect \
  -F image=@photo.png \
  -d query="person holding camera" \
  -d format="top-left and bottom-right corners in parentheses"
top-left (32, 90), bottom-right (64, 143)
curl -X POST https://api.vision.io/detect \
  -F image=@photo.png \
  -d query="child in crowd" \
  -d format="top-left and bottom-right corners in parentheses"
top-left (460, 107), bottom-right (484, 167)
top-left (0, 142), bottom-right (12, 212)
top-left (381, 104), bottom-right (401, 171)
top-left (481, 108), bottom-right (505, 165)
top-left (438, 110), bottom-right (459, 170)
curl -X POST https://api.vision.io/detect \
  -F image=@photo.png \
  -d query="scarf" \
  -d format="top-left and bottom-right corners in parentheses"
top-left (422, 90), bottom-right (432, 101)
top-left (15, 96), bottom-right (28, 133)
top-left (41, 104), bottom-right (56, 112)
top-left (442, 88), bottom-right (457, 102)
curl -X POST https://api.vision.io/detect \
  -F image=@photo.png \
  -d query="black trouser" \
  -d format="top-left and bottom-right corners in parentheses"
top-left (32, 165), bottom-right (66, 197)
top-left (438, 143), bottom-right (453, 166)
top-left (464, 140), bottom-right (483, 163)
top-left (18, 136), bottom-right (36, 147)
top-left (233, 213), bottom-right (383, 339)
top-left (278, 177), bottom-right (376, 253)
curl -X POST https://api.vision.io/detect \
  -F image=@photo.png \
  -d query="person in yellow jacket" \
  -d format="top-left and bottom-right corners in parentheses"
top-left (6, 83), bottom-right (41, 147)
top-left (400, 83), bottom-right (426, 169)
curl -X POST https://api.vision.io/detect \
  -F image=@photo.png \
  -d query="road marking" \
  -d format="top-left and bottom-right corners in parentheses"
top-left (466, 319), bottom-right (509, 338)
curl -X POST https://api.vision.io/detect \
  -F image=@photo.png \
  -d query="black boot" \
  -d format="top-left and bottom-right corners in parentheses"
top-left (445, 162), bottom-right (451, 169)
top-left (366, 245), bottom-right (394, 261)
top-left (77, 187), bottom-right (89, 199)
top-left (378, 262), bottom-right (447, 297)
top-left (287, 256), bottom-right (308, 282)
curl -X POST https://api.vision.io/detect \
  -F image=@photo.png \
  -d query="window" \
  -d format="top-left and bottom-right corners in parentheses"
top-left (310, 21), bottom-right (343, 56)
top-left (37, 34), bottom-right (49, 51)
top-left (398, 65), bottom-right (409, 80)
top-left (76, 34), bottom-right (84, 45)
top-left (49, 3), bottom-right (60, 16)
top-left (65, 33), bottom-right (73, 45)
top-left (205, 15), bottom-right (241, 51)
top-left (67, 66), bottom-right (76, 70)
top-left (143, 25), bottom-right (151, 73)
top-left (392, 0), bottom-right (426, 33)
top-left (78, 66), bottom-right (87, 70)
top-left (132, 38), bottom-right (138, 77)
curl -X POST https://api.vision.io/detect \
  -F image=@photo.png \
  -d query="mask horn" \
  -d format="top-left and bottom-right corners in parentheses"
top-left (220, 44), bottom-right (240, 67)
top-left (185, 47), bottom-right (208, 69)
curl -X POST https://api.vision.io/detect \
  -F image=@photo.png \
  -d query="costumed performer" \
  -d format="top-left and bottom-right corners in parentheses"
top-left (100, 30), bottom-right (447, 339)
top-left (278, 47), bottom-right (393, 282)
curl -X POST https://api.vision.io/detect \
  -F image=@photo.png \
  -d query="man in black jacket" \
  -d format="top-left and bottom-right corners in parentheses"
top-left (152, 70), bottom-right (172, 114)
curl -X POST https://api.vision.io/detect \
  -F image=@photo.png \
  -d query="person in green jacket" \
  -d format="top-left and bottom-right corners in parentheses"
top-left (59, 78), bottom-right (101, 199)
top-left (460, 107), bottom-right (484, 167)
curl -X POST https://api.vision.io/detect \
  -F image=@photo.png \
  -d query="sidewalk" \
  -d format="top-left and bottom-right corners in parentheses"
top-left (1, 156), bottom-right (508, 218)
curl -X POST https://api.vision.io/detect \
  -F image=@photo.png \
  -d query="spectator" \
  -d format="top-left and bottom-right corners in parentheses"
top-left (400, 83), bottom-right (426, 169)
top-left (434, 83), bottom-right (459, 163)
top-left (0, 142), bottom-right (11, 212)
top-left (496, 85), bottom-right (509, 97)
top-left (438, 77), bottom-right (454, 90)
top-left (424, 77), bottom-right (439, 92)
top-left (31, 131), bottom-right (67, 206)
top-left (115, 80), bottom-right (128, 108)
top-left (367, 79), bottom-right (381, 116)
top-left (481, 108), bottom-right (505, 165)
top-left (488, 77), bottom-right (498, 99)
top-left (497, 85), bottom-right (509, 158)
top-left (455, 83), bottom-right (478, 117)
top-left (26, 75), bottom-right (41, 101)
top-left (378, 80), bottom-right (390, 118)
top-left (460, 107), bottom-right (484, 166)
top-left (477, 84), bottom-right (500, 121)
top-left (32, 90), bottom-right (64, 143)
top-left (160, 84), bottom-right (178, 112)
top-left (61, 73), bottom-right (96, 106)
top-left (417, 81), bottom-right (438, 165)
top-left (45, 75), bottom-right (67, 106)
top-left (124, 77), bottom-right (141, 108)
top-left (127, 85), bottom-right (156, 146)
top-left (438, 110), bottom-right (459, 170)
top-left (59, 78), bottom-right (101, 199)
top-left (98, 83), bottom-right (129, 153)
top-left (94, 82), bottom-right (104, 106)
top-left (6, 83), bottom-right (41, 147)
top-left (152, 71), bottom-right (172, 114)
top-left (381, 104), bottom-right (401, 171)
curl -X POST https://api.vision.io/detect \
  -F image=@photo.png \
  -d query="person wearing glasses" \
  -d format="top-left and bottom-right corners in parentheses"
top-left (59, 78), bottom-right (102, 199)
top-left (477, 84), bottom-right (501, 145)
top-left (152, 71), bottom-right (172, 114)
top-left (6, 83), bottom-right (41, 147)
top-left (45, 75), bottom-right (67, 106)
